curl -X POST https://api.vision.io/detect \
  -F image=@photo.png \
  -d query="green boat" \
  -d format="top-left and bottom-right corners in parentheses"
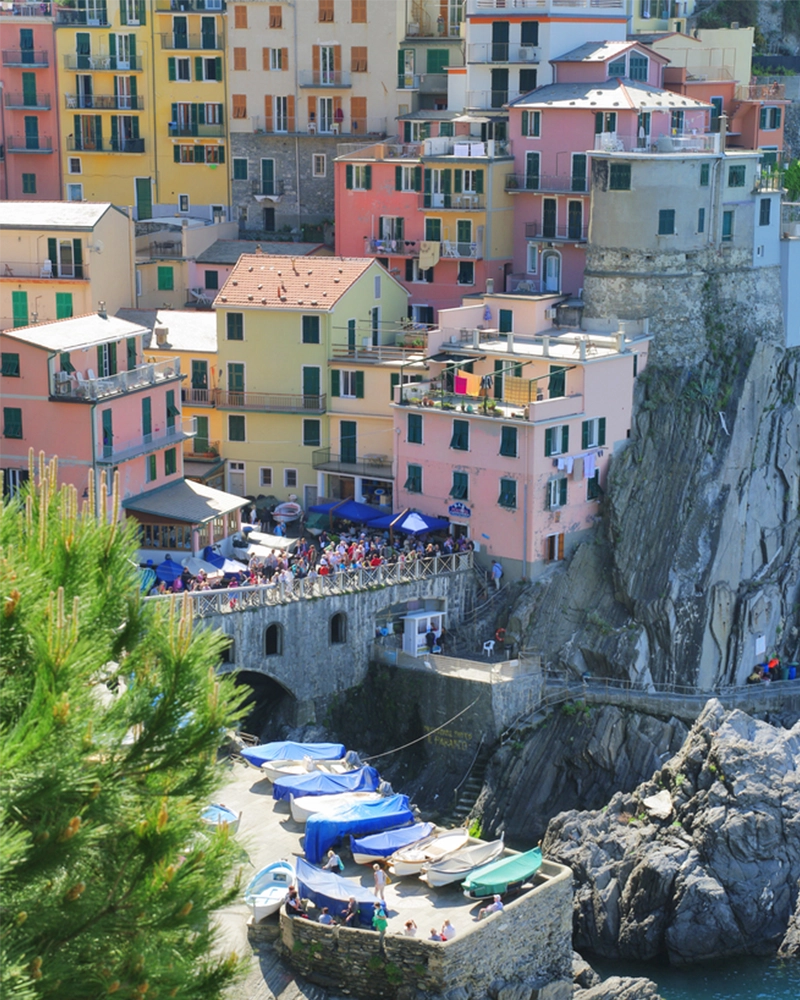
top-left (461, 846), bottom-right (543, 898)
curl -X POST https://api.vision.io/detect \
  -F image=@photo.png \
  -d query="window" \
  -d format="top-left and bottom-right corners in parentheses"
top-left (146, 454), bottom-right (157, 482)
top-left (176, 57), bottom-right (190, 80)
top-left (671, 110), bottom-right (684, 132)
top-left (318, 0), bottom-right (334, 21)
top-left (607, 57), bottom-right (626, 77)
top-left (303, 419), bottom-right (321, 447)
top-left (196, 57), bottom-right (221, 81)
top-left (259, 467), bottom-right (273, 487)
top-left (69, 157), bottom-right (81, 174)
top-left (520, 20), bottom-right (538, 45)
top-left (406, 259), bottom-right (434, 283)
top-left (404, 463), bottom-right (422, 493)
top-left (269, 5), bottom-right (282, 28)
top-left (546, 532), bottom-right (565, 562)
top-left (233, 47), bottom-right (246, 71)
top-left (571, 153), bottom-right (587, 193)
top-left (67, 183), bottom-right (83, 202)
top-left (269, 47), bottom-right (283, 70)
top-left (629, 53), bottom-right (648, 81)
top-left (526, 243), bottom-right (538, 274)
top-left (760, 106), bottom-right (782, 131)
top-left (374, 275), bottom-right (381, 299)
top-left (233, 157), bottom-right (248, 180)
top-left (424, 217), bottom-right (441, 242)
top-left (1, 354), bottom-right (20, 377)
top-left (722, 210), bottom-right (734, 242)
top-left (351, 46), bottom-right (367, 72)
top-left (265, 623), bottom-right (283, 656)
top-left (407, 412), bottom-right (422, 444)
top-left (498, 478), bottom-right (517, 509)
top-left (544, 424), bottom-right (569, 457)
top-left (728, 165), bottom-right (746, 188)
top-left (587, 471), bottom-right (601, 501)
top-left (658, 209), bottom-right (675, 235)
top-left (22, 173), bottom-right (36, 195)
top-left (595, 111), bottom-right (617, 134)
top-left (202, 270), bottom-right (218, 291)
top-left (330, 612), bottom-right (347, 644)
top-left (500, 425), bottom-right (517, 458)
top-left (548, 365), bottom-right (566, 399)
top-left (234, 4), bottom-right (247, 29)
top-left (229, 414), bottom-right (245, 441)
top-left (164, 448), bottom-right (177, 476)
top-left (520, 110), bottom-right (540, 138)
top-left (523, 151), bottom-right (540, 190)
top-left (56, 293), bottom-right (73, 319)
top-left (457, 260), bottom-right (474, 285)
top-left (396, 165), bottom-right (422, 192)
top-left (450, 419), bottom-right (469, 451)
top-left (581, 417), bottom-right (606, 449)
top-left (312, 153), bottom-right (326, 177)
top-left (337, 369), bottom-right (363, 398)
top-left (759, 198), bottom-right (771, 227)
top-left (178, 194), bottom-right (189, 213)
top-left (547, 478), bottom-right (567, 510)
top-left (498, 309), bottom-right (513, 334)
top-left (302, 315), bottom-right (320, 344)
top-left (3, 408), bottom-right (23, 439)
top-left (157, 266), bottom-right (174, 291)
top-left (609, 163), bottom-right (631, 190)
top-left (519, 68), bottom-right (537, 94)
top-left (232, 94), bottom-right (247, 118)
top-left (700, 162), bottom-right (709, 187)
top-left (345, 164), bottom-right (371, 190)
top-left (227, 313), bottom-right (243, 340)
top-left (351, 0), bottom-right (366, 22)
top-left (284, 468), bottom-right (298, 488)
top-left (697, 207), bottom-right (705, 233)
top-left (450, 471), bottom-right (469, 500)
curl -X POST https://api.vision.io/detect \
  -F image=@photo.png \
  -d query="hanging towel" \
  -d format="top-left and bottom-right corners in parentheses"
top-left (583, 452), bottom-right (597, 479)
top-left (418, 241), bottom-right (441, 270)
top-left (564, 456), bottom-right (574, 475)
top-left (503, 376), bottom-right (532, 407)
top-left (573, 457), bottom-right (584, 482)
top-left (462, 372), bottom-right (481, 397)
top-left (557, 457), bottom-right (567, 472)
top-left (454, 374), bottom-right (468, 395)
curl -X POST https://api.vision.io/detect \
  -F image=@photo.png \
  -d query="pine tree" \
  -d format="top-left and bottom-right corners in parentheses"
top-left (1, 454), bottom-right (246, 999)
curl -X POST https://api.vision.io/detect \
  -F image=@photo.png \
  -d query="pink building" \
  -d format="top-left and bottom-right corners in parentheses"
top-left (505, 40), bottom-right (710, 296)
top-left (392, 293), bottom-right (650, 579)
top-left (0, 311), bottom-right (244, 556)
top-left (0, 2), bottom-right (62, 200)
top-left (335, 112), bottom-right (515, 324)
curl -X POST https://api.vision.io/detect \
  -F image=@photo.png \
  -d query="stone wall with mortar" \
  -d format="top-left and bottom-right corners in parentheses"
top-left (277, 861), bottom-right (574, 1000)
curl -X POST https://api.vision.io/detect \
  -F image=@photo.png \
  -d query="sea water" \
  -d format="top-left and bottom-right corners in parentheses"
top-left (591, 955), bottom-right (800, 999)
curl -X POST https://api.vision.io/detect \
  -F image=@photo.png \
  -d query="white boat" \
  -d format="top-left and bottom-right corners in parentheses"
top-left (420, 838), bottom-right (505, 888)
top-left (273, 501), bottom-right (303, 524)
top-left (290, 791), bottom-right (382, 825)
top-left (201, 803), bottom-right (241, 833)
top-left (388, 828), bottom-right (470, 877)
top-left (260, 756), bottom-right (353, 785)
top-left (244, 860), bottom-right (295, 922)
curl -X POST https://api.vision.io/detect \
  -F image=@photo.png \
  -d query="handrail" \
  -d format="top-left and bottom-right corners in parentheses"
top-left (452, 733), bottom-right (485, 811)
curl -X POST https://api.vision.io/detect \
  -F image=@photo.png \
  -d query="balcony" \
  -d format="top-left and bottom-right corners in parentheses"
top-left (405, 18), bottom-right (461, 38)
top-left (63, 54), bottom-right (142, 70)
top-left (418, 193), bottom-right (486, 211)
top-left (66, 136), bottom-right (145, 153)
top-left (52, 357), bottom-right (182, 402)
top-left (214, 390), bottom-right (327, 413)
top-left (97, 417), bottom-right (197, 465)
top-left (155, 0), bottom-right (226, 10)
top-left (397, 74), bottom-right (420, 90)
top-left (364, 237), bottom-right (418, 257)
top-left (468, 0), bottom-right (622, 9)
top-left (441, 238), bottom-right (483, 259)
top-left (0, 2), bottom-right (53, 15)
top-left (736, 82), bottom-right (785, 102)
top-left (298, 70), bottom-right (352, 88)
top-left (467, 43), bottom-right (542, 64)
top-left (330, 341), bottom-right (429, 364)
top-left (4, 92), bottom-right (51, 109)
top-left (419, 73), bottom-right (448, 95)
top-left (593, 131), bottom-right (720, 155)
top-left (55, 7), bottom-right (110, 25)
top-left (6, 134), bottom-right (53, 152)
top-left (182, 386), bottom-right (215, 406)
top-left (312, 448), bottom-right (393, 479)
top-left (753, 169), bottom-right (783, 193)
top-left (169, 123), bottom-right (225, 138)
top-left (2, 260), bottom-right (88, 279)
top-left (506, 173), bottom-right (588, 194)
top-left (525, 220), bottom-right (588, 242)
top-left (249, 177), bottom-right (285, 196)
top-left (65, 94), bottom-right (144, 110)
top-left (186, 438), bottom-right (220, 460)
top-left (466, 89), bottom-right (522, 110)
top-left (2, 49), bottom-right (48, 66)
top-left (160, 32), bottom-right (222, 50)
top-left (148, 238), bottom-right (183, 258)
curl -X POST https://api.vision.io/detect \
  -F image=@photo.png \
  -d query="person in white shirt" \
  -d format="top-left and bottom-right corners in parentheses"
top-left (318, 907), bottom-right (333, 925)
top-left (373, 863), bottom-right (387, 900)
top-left (441, 919), bottom-right (456, 940)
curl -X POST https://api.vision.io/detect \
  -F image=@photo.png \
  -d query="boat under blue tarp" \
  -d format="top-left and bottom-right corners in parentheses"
top-left (367, 510), bottom-right (450, 535)
top-left (350, 821), bottom-right (434, 860)
top-left (294, 858), bottom-right (376, 926)
top-left (306, 499), bottom-right (385, 524)
top-left (240, 741), bottom-right (346, 768)
top-left (304, 793), bottom-right (414, 865)
top-left (273, 766), bottom-right (380, 802)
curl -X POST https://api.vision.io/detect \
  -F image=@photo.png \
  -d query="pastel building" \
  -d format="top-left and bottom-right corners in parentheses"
top-left (335, 116), bottom-right (515, 322)
top-left (392, 292), bottom-right (650, 578)
top-left (0, 1), bottom-right (61, 200)
top-left (0, 201), bottom-right (135, 330)
top-left (505, 39), bottom-right (711, 295)
top-left (624, 0), bottom-right (695, 36)
top-left (190, 238), bottom-right (328, 303)
top-left (214, 253), bottom-right (409, 506)
top-left (398, 0), bottom-right (465, 114)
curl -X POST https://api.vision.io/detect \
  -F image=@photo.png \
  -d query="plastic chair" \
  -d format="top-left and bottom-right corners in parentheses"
top-left (482, 640), bottom-right (495, 658)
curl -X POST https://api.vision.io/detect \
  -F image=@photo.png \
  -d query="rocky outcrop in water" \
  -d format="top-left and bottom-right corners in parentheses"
top-left (543, 700), bottom-right (800, 965)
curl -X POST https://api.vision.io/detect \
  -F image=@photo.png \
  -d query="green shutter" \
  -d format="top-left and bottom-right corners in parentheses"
top-left (101, 409), bottom-right (113, 456)
top-left (47, 237), bottom-right (58, 276)
top-left (331, 369), bottom-right (340, 397)
top-left (168, 57), bottom-right (176, 81)
top-left (215, 57), bottom-right (222, 79)
top-left (595, 111), bottom-right (603, 134)
top-left (218, 145), bottom-right (225, 164)
top-left (97, 345), bottom-right (104, 375)
top-left (12, 291), bottom-right (28, 328)
top-left (95, 115), bottom-right (102, 146)
top-left (127, 337), bottom-right (136, 370)
top-left (475, 170), bottom-right (484, 194)
top-left (142, 396), bottom-right (152, 437)
top-left (454, 169), bottom-right (462, 194)
top-left (346, 164), bottom-right (353, 189)
top-left (544, 427), bottom-right (553, 456)
top-left (775, 107), bottom-right (782, 128)
top-left (174, 144), bottom-right (181, 162)
top-left (395, 165), bottom-right (402, 191)
top-left (442, 168), bottom-right (451, 207)
top-left (364, 165), bottom-right (371, 189)
top-left (598, 417), bottom-right (606, 446)
top-left (129, 34), bottom-right (136, 62)
top-left (354, 370), bottom-right (364, 398)
top-left (404, 121), bottom-right (411, 143)
top-left (581, 420), bottom-right (589, 450)
top-left (195, 56), bottom-right (203, 80)
top-left (194, 145), bottom-right (204, 163)
top-left (390, 372), bottom-right (400, 400)
top-left (759, 107), bottom-right (767, 129)
top-left (423, 168), bottom-right (432, 207)
top-left (55, 293), bottom-right (73, 319)
top-left (561, 425), bottom-right (569, 453)
top-left (120, 0), bottom-right (127, 25)
top-left (414, 165), bottom-right (422, 191)
top-left (137, 0), bottom-right (145, 25)
top-left (109, 32), bottom-right (116, 69)
top-left (111, 115), bottom-right (118, 147)
top-left (108, 341), bottom-right (117, 376)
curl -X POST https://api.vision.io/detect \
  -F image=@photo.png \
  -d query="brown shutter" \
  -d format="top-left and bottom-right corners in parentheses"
top-left (281, 47), bottom-right (289, 71)
top-left (333, 45), bottom-right (342, 75)
top-left (312, 45), bottom-right (320, 76)
top-left (558, 533), bottom-right (565, 560)
top-left (234, 4), bottom-right (247, 29)
top-left (308, 95), bottom-right (317, 127)
top-left (351, 0), bottom-right (366, 23)
top-left (269, 6), bottom-right (282, 28)
top-left (233, 47), bottom-right (246, 71)
top-left (287, 94), bottom-right (295, 132)
top-left (232, 94), bottom-right (247, 118)
top-left (262, 47), bottom-right (270, 70)
top-left (351, 46), bottom-right (367, 72)
top-left (333, 96), bottom-right (342, 125)
top-left (319, 0), bottom-right (334, 21)
top-left (440, 0), bottom-right (448, 33)
top-left (264, 95), bottom-right (273, 132)
top-left (351, 95), bottom-right (366, 132)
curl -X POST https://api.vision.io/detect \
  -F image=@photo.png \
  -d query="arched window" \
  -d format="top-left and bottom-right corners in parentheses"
top-left (330, 612), bottom-right (347, 645)
top-left (265, 623), bottom-right (283, 656)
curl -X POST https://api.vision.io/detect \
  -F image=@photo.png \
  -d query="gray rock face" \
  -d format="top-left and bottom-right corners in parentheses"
top-left (573, 975), bottom-right (663, 1000)
top-left (543, 701), bottom-right (800, 965)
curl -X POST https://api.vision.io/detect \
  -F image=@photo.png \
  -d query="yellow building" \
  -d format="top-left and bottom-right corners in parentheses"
top-left (117, 305), bottom-right (224, 488)
top-left (0, 201), bottom-right (134, 330)
top-left (626, 0), bottom-right (697, 35)
top-left (54, 0), bottom-right (155, 213)
top-left (152, 0), bottom-right (229, 219)
top-left (214, 253), bottom-right (409, 507)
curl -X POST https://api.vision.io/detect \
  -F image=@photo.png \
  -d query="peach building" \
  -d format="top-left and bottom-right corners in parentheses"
top-left (392, 293), bottom-right (650, 579)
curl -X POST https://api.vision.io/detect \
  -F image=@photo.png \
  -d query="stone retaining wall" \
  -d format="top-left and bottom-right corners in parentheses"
top-left (278, 861), bottom-right (574, 1000)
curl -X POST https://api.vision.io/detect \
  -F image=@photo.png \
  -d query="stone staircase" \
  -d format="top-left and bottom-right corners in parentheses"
top-left (442, 739), bottom-right (494, 827)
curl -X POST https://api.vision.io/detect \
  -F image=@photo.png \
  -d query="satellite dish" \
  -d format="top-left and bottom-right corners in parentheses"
top-left (91, 239), bottom-right (104, 254)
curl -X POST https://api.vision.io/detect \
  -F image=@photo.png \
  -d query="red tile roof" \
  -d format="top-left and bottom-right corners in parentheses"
top-left (215, 254), bottom-right (375, 311)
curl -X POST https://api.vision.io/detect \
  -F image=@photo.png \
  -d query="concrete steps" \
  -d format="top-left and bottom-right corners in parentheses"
top-left (443, 743), bottom-right (494, 826)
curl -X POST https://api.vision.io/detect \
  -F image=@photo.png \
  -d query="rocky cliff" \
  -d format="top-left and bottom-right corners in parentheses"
top-left (543, 700), bottom-right (800, 965)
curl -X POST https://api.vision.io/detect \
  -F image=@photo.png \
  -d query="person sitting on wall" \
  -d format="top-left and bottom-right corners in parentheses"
top-left (477, 894), bottom-right (504, 920)
top-left (342, 897), bottom-right (359, 926)
top-left (318, 907), bottom-right (334, 925)
top-left (746, 666), bottom-right (763, 685)
top-left (285, 889), bottom-right (309, 918)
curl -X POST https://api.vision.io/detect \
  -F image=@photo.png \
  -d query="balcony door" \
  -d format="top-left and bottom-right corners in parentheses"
top-left (86, 0), bottom-right (105, 26)
top-left (200, 17), bottom-right (216, 49)
top-left (318, 97), bottom-right (333, 133)
top-left (567, 200), bottom-right (583, 241)
top-left (172, 16), bottom-right (188, 49)
top-left (320, 45), bottom-right (335, 84)
top-left (227, 363), bottom-right (244, 406)
top-left (490, 68), bottom-right (508, 109)
top-left (76, 32), bottom-right (90, 69)
top-left (195, 415), bottom-right (210, 454)
top-left (24, 115), bottom-right (39, 150)
top-left (22, 72), bottom-right (37, 106)
top-left (77, 74), bottom-right (93, 107)
top-left (543, 252), bottom-right (560, 293)
top-left (115, 34), bottom-right (132, 70)
top-left (20, 27), bottom-right (34, 64)
top-left (135, 176), bottom-right (152, 220)
top-left (491, 21), bottom-right (509, 62)
top-left (302, 366), bottom-right (320, 407)
top-left (115, 76), bottom-right (132, 109)
top-left (340, 421), bottom-right (357, 465)
top-left (542, 198), bottom-right (556, 239)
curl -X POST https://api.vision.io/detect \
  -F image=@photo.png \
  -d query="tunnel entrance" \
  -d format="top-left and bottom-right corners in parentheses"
top-left (233, 671), bottom-right (297, 739)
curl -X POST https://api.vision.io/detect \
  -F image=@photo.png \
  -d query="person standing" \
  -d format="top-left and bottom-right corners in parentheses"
top-left (373, 863), bottom-right (387, 900)
top-left (491, 561), bottom-right (503, 590)
top-left (372, 903), bottom-right (388, 939)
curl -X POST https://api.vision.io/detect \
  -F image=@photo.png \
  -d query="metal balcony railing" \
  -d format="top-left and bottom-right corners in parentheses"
top-left (418, 193), bottom-right (486, 211)
top-left (0, 2), bottom-right (53, 15)
top-left (6, 134), bottom-right (53, 152)
top-left (148, 239), bottom-right (183, 258)
top-left (182, 386), bottom-right (214, 405)
top-left (168, 123), bottom-right (225, 138)
top-left (66, 136), bottom-right (145, 153)
top-left (160, 32), bottom-right (222, 50)
top-left (737, 82), bottom-right (786, 102)
top-left (63, 54), bottom-right (142, 70)
top-left (468, 42), bottom-right (542, 63)
top-left (506, 173), bottom-right (588, 193)
top-left (250, 178), bottom-right (285, 196)
top-left (4, 92), bottom-right (51, 109)
top-left (441, 239), bottom-right (482, 259)
top-left (298, 70), bottom-right (352, 88)
top-left (155, 0), bottom-right (226, 10)
top-left (364, 237), bottom-right (418, 256)
top-left (97, 416), bottom-right (197, 465)
top-left (466, 89), bottom-right (522, 110)
top-left (469, 0), bottom-right (622, 8)
top-left (55, 7), bottom-right (110, 25)
top-left (2, 49), bottom-right (48, 66)
top-left (593, 132), bottom-right (720, 154)
top-left (186, 438), bottom-right (220, 459)
top-left (53, 357), bottom-right (181, 401)
top-left (65, 94), bottom-right (144, 110)
top-left (397, 74), bottom-right (420, 90)
top-left (525, 220), bottom-right (588, 241)
top-left (214, 390), bottom-right (327, 413)
top-left (312, 448), bottom-right (393, 479)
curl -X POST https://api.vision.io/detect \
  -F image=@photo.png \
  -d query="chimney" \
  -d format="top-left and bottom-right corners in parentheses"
top-left (580, 337), bottom-right (587, 361)
top-left (506, 332), bottom-right (514, 353)
top-left (718, 114), bottom-right (728, 151)
top-left (542, 336), bottom-right (550, 358)
top-left (154, 324), bottom-right (169, 347)
top-left (485, 277), bottom-right (494, 294)
top-left (472, 328), bottom-right (480, 349)
top-left (97, 301), bottom-right (107, 319)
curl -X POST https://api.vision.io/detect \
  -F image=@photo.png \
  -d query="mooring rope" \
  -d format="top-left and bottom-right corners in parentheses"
top-left (361, 696), bottom-right (481, 761)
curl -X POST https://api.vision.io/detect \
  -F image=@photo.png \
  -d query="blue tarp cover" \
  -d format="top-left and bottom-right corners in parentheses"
top-left (304, 794), bottom-right (414, 865)
top-left (350, 821), bottom-right (434, 859)
top-left (295, 858), bottom-right (376, 926)
top-left (368, 510), bottom-right (450, 534)
top-left (240, 741), bottom-right (346, 767)
top-left (306, 499), bottom-right (385, 523)
top-left (272, 766), bottom-right (380, 802)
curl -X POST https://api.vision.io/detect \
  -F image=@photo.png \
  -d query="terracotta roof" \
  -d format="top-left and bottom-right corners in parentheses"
top-left (510, 79), bottom-right (711, 111)
top-left (215, 255), bottom-right (377, 311)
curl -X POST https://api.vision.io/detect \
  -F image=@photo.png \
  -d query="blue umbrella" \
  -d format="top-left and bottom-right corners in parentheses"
top-left (155, 555), bottom-right (183, 583)
top-left (202, 546), bottom-right (226, 569)
top-left (368, 510), bottom-right (450, 535)
top-left (307, 499), bottom-right (384, 524)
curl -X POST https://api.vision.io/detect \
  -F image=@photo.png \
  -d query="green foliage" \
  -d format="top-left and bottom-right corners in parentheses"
top-left (385, 962), bottom-right (404, 985)
top-left (696, 1), bottom-right (758, 31)
top-left (468, 817), bottom-right (483, 839)
top-left (785, 160), bottom-right (800, 202)
top-left (0, 458), bottom-right (247, 1000)
top-left (367, 955), bottom-right (385, 972)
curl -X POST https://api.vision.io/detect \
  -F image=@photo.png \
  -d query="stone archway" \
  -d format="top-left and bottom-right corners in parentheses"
top-left (232, 670), bottom-right (297, 737)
